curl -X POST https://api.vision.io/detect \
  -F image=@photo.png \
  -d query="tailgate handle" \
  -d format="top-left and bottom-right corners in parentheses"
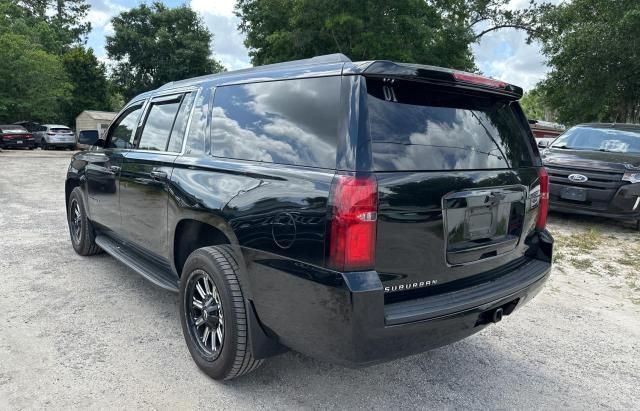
top-left (486, 192), bottom-right (506, 204)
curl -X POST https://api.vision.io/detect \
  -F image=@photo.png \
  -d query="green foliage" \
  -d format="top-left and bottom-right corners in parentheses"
top-left (61, 47), bottom-right (114, 125)
top-left (236, 0), bottom-right (544, 69)
top-left (10, 0), bottom-right (91, 55)
top-left (0, 0), bottom-right (115, 124)
top-left (107, 2), bottom-right (225, 100)
top-left (535, 0), bottom-right (640, 124)
top-left (0, 33), bottom-right (71, 122)
top-left (520, 87), bottom-right (547, 120)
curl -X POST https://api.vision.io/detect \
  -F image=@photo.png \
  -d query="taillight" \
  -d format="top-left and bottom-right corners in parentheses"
top-left (536, 167), bottom-right (549, 230)
top-left (328, 175), bottom-right (378, 271)
top-left (453, 71), bottom-right (507, 89)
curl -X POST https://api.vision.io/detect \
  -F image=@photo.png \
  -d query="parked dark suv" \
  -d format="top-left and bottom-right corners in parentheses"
top-left (65, 54), bottom-right (553, 380)
top-left (542, 123), bottom-right (640, 229)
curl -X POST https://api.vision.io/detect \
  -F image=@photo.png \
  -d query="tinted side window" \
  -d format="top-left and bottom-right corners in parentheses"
top-left (211, 77), bottom-right (340, 169)
top-left (167, 92), bottom-right (195, 152)
top-left (107, 105), bottom-right (143, 149)
top-left (183, 88), bottom-right (211, 156)
top-left (367, 78), bottom-right (534, 171)
top-left (138, 97), bottom-right (182, 151)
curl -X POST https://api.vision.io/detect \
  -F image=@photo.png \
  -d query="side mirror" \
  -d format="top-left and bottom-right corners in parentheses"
top-left (94, 139), bottom-right (105, 148)
top-left (538, 140), bottom-right (550, 148)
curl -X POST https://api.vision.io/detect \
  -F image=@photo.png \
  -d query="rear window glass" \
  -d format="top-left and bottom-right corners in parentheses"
top-left (51, 128), bottom-right (72, 133)
top-left (211, 77), bottom-right (340, 169)
top-left (0, 127), bottom-right (27, 133)
top-left (78, 130), bottom-right (98, 143)
top-left (367, 78), bottom-right (534, 171)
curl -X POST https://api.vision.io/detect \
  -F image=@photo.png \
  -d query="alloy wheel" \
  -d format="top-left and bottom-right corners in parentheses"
top-left (186, 271), bottom-right (224, 359)
top-left (69, 199), bottom-right (82, 243)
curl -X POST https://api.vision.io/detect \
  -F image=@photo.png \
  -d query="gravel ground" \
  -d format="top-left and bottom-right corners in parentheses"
top-left (1, 150), bottom-right (638, 410)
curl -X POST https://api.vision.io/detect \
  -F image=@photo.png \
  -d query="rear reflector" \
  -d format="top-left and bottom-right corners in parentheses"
top-left (536, 167), bottom-right (549, 230)
top-left (328, 175), bottom-right (378, 271)
top-left (453, 72), bottom-right (507, 89)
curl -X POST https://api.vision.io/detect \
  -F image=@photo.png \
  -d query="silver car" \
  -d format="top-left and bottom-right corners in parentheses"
top-left (33, 124), bottom-right (76, 150)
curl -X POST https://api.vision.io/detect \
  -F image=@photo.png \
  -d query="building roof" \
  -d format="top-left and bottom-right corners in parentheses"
top-left (78, 110), bottom-right (117, 121)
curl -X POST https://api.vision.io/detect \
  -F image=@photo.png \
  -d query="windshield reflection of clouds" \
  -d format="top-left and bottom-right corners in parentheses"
top-left (552, 127), bottom-right (640, 153)
top-left (212, 78), bottom-right (339, 169)
top-left (369, 97), bottom-right (517, 171)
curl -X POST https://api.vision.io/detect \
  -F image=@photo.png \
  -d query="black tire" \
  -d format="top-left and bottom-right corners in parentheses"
top-left (179, 246), bottom-right (263, 380)
top-left (41, 140), bottom-right (47, 150)
top-left (67, 187), bottom-right (102, 256)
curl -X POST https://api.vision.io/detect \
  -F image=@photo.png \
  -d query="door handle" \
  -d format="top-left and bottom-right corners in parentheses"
top-left (150, 170), bottom-right (167, 180)
top-left (109, 165), bottom-right (121, 173)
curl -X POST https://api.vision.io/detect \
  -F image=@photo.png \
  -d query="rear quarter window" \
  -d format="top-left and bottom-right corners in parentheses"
top-left (366, 78), bottom-right (534, 171)
top-left (210, 77), bottom-right (341, 169)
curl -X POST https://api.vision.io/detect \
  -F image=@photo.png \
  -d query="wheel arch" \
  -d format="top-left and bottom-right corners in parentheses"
top-left (172, 217), bottom-right (240, 278)
top-left (65, 178), bottom-right (80, 215)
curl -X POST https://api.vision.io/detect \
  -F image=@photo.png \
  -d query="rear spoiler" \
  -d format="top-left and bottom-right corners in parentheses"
top-left (344, 61), bottom-right (523, 99)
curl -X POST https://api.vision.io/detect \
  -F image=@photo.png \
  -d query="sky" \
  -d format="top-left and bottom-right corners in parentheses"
top-left (85, 0), bottom-right (558, 91)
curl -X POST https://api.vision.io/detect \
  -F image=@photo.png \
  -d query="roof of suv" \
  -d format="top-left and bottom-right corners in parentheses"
top-left (577, 123), bottom-right (640, 131)
top-left (132, 53), bottom-right (522, 102)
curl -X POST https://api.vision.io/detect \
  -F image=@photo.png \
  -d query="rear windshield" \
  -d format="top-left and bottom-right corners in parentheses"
top-left (367, 78), bottom-right (534, 171)
top-left (78, 130), bottom-right (98, 143)
top-left (551, 126), bottom-right (640, 154)
top-left (0, 127), bottom-right (27, 133)
top-left (51, 128), bottom-right (72, 133)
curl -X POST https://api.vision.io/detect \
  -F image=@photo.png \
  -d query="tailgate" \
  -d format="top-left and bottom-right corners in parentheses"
top-left (364, 77), bottom-right (543, 300)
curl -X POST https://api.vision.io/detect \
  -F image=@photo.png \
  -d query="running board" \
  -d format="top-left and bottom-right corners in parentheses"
top-left (95, 235), bottom-right (179, 292)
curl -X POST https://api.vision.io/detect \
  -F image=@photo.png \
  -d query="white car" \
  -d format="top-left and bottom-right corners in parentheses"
top-left (33, 124), bottom-right (76, 150)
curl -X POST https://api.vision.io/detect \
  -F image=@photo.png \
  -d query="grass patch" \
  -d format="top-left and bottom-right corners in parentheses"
top-left (556, 228), bottom-right (603, 252)
top-left (603, 263), bottom-right (617, 276)
top-left (553, 251), bottom-right (565, 264)
top-left (570, 258), bottom-right (593, 270)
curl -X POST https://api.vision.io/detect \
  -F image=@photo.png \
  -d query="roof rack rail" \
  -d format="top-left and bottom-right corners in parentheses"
top-left (157, 53), bottom-right (352, 90)
top-left (220, 53), bottom-right (352, 76)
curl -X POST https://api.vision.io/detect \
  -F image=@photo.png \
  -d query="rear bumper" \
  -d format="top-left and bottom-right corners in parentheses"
top-left (44, 142), bottom-right (76, 148)
top-left (0, 139), bottom-right (35, 148)
top-left (246, 231), bottom-right (553, 366)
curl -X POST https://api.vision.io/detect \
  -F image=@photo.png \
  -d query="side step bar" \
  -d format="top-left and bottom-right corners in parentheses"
top-left (95, 235), bottom-right (179, 292)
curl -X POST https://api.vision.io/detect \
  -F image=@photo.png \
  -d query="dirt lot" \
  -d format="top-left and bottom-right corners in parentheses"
top-left (1, 150), bottom-right (638, 410)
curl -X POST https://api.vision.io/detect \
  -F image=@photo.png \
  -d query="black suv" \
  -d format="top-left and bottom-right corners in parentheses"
top-left (65, 54), bottom-right (553, 380)
top-left (542, 123), bottom-right (640, 229)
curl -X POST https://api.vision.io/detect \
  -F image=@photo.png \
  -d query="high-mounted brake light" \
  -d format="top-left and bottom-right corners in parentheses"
top-left (328, 175), bottom-right (378, 271)
top-left (536, 167), bottom-right (549, 230)
top-left (453, 72), bottom-right (507, 89)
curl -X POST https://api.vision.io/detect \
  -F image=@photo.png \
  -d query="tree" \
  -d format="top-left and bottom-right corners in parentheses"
top-left (236, 0), bottom-right (545, 70)
top-left (61, 47), bottom-right (114, 125)
top-left (106, 2), bottom-right (225, 100)
top-left (14, 0), bottom-right (91, 55)
top-left (520, 87), bottom-right (547, 121)
top-left (534, 0), bottom-right (640, 124)
top-left (0, 33), bottom-right (71, 123)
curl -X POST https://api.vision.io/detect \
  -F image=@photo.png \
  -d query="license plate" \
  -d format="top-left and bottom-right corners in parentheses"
top-left (16, 140), bottom-right (23, 144)
top-left (560, 186), bottom-right (587, 202)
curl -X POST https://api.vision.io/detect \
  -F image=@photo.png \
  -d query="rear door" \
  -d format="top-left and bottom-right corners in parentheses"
top-left (119, 91), bottom-right (194, 258)
top-left (365, 78), bottom-right (542, 299)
